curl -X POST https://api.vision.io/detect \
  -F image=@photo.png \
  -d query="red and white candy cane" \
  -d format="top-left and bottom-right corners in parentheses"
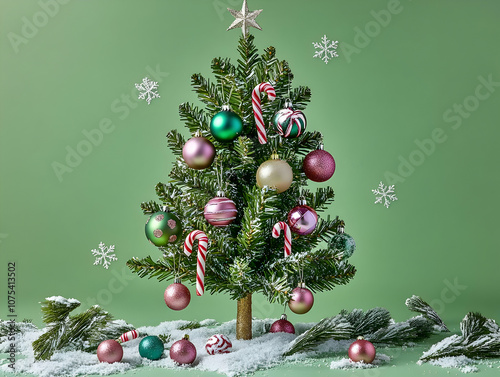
top-left (272, 221), bottom-right (292, 257)
top-left (184, 230), bottom-right (209, 296)
top-left (118, 330), bottom-right (139, 343)
top-left (252, 82), bottom-right (276, 144)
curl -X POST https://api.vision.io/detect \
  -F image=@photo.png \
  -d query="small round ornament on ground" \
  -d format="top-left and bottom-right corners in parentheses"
top-left (97, 339), bottom-right (123, 364)
top-left (139, 335), bottom-right (164, 360)
top-left (204, 192), bottom-right (238, 227)
top-left (256, 153), bottom-right (293, 193)
top-left (270, 314), bottom-right (295, 334)
top-left (205, 334), bottom-right (232, 355)
top-left (288, 283), bottom-right (314, 314)
top-left (164, 278), bottom-right (191, 310)
top-left (287, 199), bottom-right (318, 236)
top-left (145, 209), bottom-right (182, 246)
top-left (348, 337), bottom-right (376, 363)
top-left (303, 146), bottom-right (336, 182)
top-left (182, 136), bottom-right (216, 170)
top-left (210, 106), bottom-right (243, 142)
top-left (170, 335), bottom-right (197, 365)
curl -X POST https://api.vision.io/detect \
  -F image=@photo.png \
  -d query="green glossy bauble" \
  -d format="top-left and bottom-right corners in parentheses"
top-left (139, 336), bottom-right (164, 360)
top-left (145, 211), bottom-right (182, 247)
top-left (329, 232), bottom-right (356, 260)
top-left (210, 110), bottom-right (243, 142)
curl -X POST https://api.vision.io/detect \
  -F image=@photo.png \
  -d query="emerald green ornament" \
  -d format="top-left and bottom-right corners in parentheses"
top-left (139, 336), bottom-right (164, 360)
top-left (145, 208), bottom-right (182, 247)
top-left (329, 225), bottom-right (355, 260)
top-left (210, 106), bottom-right (243, 142)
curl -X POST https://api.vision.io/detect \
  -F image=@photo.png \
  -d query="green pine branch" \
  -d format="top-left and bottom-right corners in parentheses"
top-left (406, 295), bottom-right (449, 332)
top-left (420, 312), bottom-right (500, 362)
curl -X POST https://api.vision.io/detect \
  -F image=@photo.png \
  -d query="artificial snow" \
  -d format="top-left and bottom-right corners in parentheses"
top-left (330, 353), bottom-right (391, 369)
top-left (45, 296), bottom-right (80, 306)
top-left (428, 356), bottom-right (479, 373)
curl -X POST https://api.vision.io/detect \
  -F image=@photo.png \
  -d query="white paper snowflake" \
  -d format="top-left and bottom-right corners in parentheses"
top-left (312, 35), bottom-right (339, 64)
top-left (91, 242), bottom-right (117, 269)
top-left (372, 181), bottom-right (398, 208)
top-left (135, 77), bottom-right (160, 105)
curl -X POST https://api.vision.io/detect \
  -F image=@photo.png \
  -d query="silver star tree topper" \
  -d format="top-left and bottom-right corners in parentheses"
top-left (227, 0), bottom-right (263, 37)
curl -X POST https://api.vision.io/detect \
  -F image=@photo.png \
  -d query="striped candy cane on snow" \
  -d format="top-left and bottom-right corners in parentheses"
top-left (184, 230), bottom-right (209, 296)
top-left (118, 330), bottom-right (139, 343)
top-left (272, 221), bottom-right (292, 257)
top-left (252, 82), bottom-right (276, 144)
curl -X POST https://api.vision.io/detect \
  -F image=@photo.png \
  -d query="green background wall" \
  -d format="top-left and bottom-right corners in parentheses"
top-left (1, 0), bottom-right (500, 375)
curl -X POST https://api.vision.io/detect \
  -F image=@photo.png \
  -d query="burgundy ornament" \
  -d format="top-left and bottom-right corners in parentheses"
top-left (97, 339), bottom-right (123, 363)
top-left (182, 136), bottom-right (216, 170)
top-left (170, 335), bottom-right (197, 365)
top-left (287, 201), bottom-right (318, 236)
top-left (270, 314), bottom-right (295, 334)
top-left (164, 278), bottom-right (191, 310)
top-left (348, 337), bottom-right (376, 363)
top-left (303, 146), bottom-right (336, 182)
top-left (204, 192), bottom-right (237, 227)
top-left (288, 284), bottom-right (314, 314)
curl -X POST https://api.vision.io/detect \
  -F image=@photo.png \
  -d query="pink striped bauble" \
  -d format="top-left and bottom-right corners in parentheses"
top-left (205, 334), bottom-right (232, 355)
top-left (204, 196), bottom-right (237, 227)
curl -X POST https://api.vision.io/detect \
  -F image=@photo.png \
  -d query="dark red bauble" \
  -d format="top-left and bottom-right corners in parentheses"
top-left (303, 149), bottom-right (336, 182)
top-left (348, 337), bottom-right (376, 363)
top-left (164, 280), bottom-right (191, 310)
top-left (269, 314), bottom-right (295, 334)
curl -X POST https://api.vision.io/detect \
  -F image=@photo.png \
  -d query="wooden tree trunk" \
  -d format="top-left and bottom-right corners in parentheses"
top-left (236, 293), bottom-right (252, 340)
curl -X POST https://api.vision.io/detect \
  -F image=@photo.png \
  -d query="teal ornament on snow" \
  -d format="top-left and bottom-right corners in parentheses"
top-left (139, 336), bottom-right (164, 360)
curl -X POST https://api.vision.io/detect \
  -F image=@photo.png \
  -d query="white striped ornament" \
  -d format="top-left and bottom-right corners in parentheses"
top-left (184, 230), bottom-right (209, 296)
top-left (272, 221), bottom-right (292, 257)
top-left (205, 334), bottom-right (232, 355)
top-left (204, 196), bottom-right (237, 227)
top-left (275, 108), bottom-right (307, 138)
top-left (252, 82), bottom-right (276, 144)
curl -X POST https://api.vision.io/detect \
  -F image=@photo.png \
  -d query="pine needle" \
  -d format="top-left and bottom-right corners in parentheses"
top-left (405, 295), bottom-right (449, 331)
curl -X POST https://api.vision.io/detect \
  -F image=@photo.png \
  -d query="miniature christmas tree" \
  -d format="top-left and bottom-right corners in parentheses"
top-left (127, 33), bottom-right (356, 340)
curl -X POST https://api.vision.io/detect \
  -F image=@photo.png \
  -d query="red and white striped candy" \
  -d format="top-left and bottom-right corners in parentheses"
top-left (275, 109), bottom-right (307, 137)
top-left (205, 334), bottom-right (232, 355)
top-left (252, 82), bottom-right (276, 144)
top-left (184, 230), bottom-right (209, 296)
top-left (272, 221), bottom-right (292, 257)
top-left (118, 330), bottom-right (139, 343)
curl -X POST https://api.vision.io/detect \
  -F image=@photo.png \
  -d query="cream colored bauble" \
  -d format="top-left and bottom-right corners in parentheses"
top-left (256, 153), bottom-right (293, 193)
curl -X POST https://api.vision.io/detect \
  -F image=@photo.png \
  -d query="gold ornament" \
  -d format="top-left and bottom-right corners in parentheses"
top-left (227, 0), bottom-right (262, 38)
top-left (256, 153), bottom-right (293, 193)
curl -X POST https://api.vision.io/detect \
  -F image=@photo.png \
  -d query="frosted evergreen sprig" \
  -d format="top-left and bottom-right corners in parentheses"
top-left (406, 295), bottom-right (449, 331)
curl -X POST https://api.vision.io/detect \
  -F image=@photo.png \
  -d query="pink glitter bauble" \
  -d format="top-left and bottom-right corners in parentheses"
top-left (270, 315), bottom-right (295, 334)
top-left (348, 338), bottom-right (376, 363)
top-left (164, 282), bottom-right (191, 311)
top-left (287, 205), bottom-right (318, 235)
top-left (182, 136), bottom-right (216, 170)
top-left (170, 336), bottom-right (197, 365)
top-left (303, 149), bottom-right (336, 182)
top-left (97, 339), bottom-right (123, 363)
top-left (288, 286), bottom-right (314, 314)
top-left (204, 196), bottom-right (237, 227)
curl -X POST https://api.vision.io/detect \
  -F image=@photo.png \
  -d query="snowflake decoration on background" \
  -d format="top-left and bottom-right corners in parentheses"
top-left (91, 242), bottom-right (117, 269)
top-left (135, 77), bottom-right (160, 105)
top-left (312, 35), bottom-right (339, 64)
top-left (372, 182), bottom-right (398, 208)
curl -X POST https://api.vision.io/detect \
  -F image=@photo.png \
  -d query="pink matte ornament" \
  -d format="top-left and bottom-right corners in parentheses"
top-left (97, 339), bottom-right (123, 363)
top-left (303, 147), bottom-right (336, 182)
top-left (288, 284), bottom-right (314, 314)
top-left (170, 335), bottom-right (197, 365)
top-left (348, 337), bottom-right (376, 363)
top-left (182, 136), bottom-right (216, 170)
top-left (164, 279), bottom-right (191, 310)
